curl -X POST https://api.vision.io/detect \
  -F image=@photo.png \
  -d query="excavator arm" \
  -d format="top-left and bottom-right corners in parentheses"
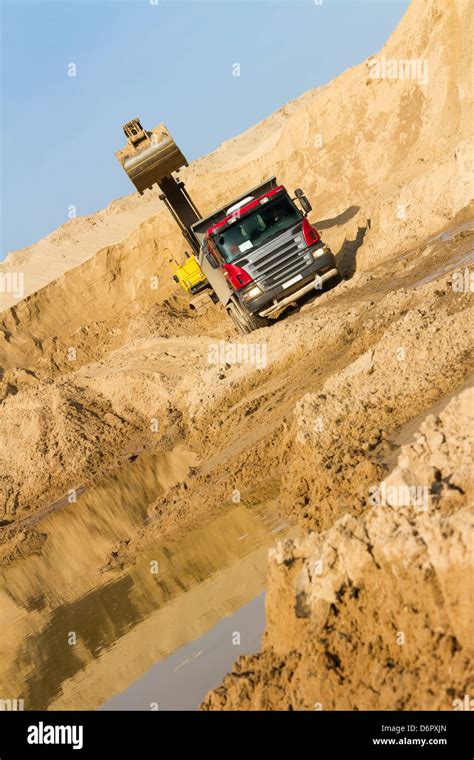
top-left (115, 118), bottom-right (213, 310)
top-left (115, 118), bottom-right (201, 251)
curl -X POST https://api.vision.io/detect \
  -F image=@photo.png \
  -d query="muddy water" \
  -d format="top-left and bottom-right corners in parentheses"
top-left (428, 219), bottom-right (474, 243)
top-left (413, 220), bottom-right (474, 288)
top-left (413, 248), bottom-right (474, 288)
top-left (102, 593), bottom-right (266, 711)
top-left (0, 446), bottom-right (287, 710)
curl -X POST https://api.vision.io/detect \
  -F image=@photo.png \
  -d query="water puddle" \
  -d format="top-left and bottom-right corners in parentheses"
top-left (101, 593), bottom-right (266, 711)
top-left (0, 446), bottom-right (288, 710)
top-left (413, 248), bottom-right (474, 289)
top-left (428, 219), bottom-right (474, 243)
top-left (369, 220), bottom-right (474, 291)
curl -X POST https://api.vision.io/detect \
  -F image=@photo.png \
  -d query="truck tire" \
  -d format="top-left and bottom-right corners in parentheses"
top-left (227, 301), bottom-right (270, 334)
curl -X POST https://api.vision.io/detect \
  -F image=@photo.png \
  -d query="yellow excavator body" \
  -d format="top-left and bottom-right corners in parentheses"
top-left (168, 254), bottom-right (207, 294)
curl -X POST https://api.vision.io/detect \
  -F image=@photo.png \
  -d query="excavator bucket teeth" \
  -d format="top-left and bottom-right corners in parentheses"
top-left (189, 291), bottom-right (213, 312)
top-left (115, 119), bottom-right (187, 194)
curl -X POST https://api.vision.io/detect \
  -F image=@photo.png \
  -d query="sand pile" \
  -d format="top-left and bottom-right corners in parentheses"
top-left (0, 379), bottom-right (141, 521)
top-left (279, 286), bottom-right (472, 534)
top-left (203, 388), bottom-right (473, 710)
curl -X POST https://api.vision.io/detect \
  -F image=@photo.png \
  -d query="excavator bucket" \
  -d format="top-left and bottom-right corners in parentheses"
top-left (115, 119), bottom-right (187, 194)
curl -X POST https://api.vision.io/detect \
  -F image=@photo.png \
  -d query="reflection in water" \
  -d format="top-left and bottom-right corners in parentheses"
top-left (428, 219), bottom-right (474, 243)
top-left (0, 446), bottom-right (286, 710)
top-left (102, 594), bottom-right (267, 711)
top-left (413, 220), bottom-right (474, 289)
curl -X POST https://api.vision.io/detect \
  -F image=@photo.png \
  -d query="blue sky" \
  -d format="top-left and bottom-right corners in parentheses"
top-left (0, 0), bottom-right (410, 258)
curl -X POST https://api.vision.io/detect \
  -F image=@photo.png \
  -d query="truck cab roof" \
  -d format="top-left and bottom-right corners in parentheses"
top-left (191, 177), bottom-right (280, 245)
top-left (206, 185), bottom-right (285, 239)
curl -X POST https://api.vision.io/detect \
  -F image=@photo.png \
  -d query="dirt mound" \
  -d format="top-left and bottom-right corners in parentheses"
top-left (281, 287), bottom-right (472, 534)
top-left (202, 388), bottom-right (474, 710)
top-left (0, 379), bottom-right (142, 521)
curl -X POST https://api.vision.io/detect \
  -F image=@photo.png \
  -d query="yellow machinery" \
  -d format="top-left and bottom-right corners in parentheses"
top-left (168, 252), bottom-right (207, 294)
top-left (116, 118), bottom-right (205, 259)
top-left (165, 249), bottom-right (211, 311)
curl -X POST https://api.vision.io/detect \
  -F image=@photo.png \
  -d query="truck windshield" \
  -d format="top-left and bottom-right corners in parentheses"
top-left (214, 196), bottom-right (301, 263)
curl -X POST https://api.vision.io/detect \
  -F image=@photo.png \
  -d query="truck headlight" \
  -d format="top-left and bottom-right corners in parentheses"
top-left (241, 284), bottom-right (262, 302)
top-left (312, 244), bottom-right (329, 258)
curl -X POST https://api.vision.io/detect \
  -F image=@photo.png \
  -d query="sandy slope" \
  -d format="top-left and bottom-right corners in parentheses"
top-left (0, 0), bottom-right (473, 711)
top-left (203, 386), bottom-right (474, 711)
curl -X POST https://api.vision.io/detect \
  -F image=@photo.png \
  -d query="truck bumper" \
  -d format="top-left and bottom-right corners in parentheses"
top-left (258, 268), bottom-right (338, 317)
top-left (239, 249), bottom-right (339, 317)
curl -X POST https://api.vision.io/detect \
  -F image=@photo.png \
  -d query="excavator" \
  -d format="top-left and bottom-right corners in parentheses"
top-left (115, 119), bottom-right (340, 333)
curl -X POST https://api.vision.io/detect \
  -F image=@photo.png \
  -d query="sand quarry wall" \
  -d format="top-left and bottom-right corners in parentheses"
top-left (203, 387), bottom-right (474, 710)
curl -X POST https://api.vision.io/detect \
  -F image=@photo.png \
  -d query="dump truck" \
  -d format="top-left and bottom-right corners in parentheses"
top-left (115, 119), bottom-right (340, 333)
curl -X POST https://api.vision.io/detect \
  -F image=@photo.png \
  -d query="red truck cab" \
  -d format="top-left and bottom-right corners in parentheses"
top-left (193, 179), bottom-right (339, 333)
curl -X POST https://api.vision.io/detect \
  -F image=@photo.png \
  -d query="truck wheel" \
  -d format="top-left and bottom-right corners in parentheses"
top-left (227, 302), bottom-right (270, 334)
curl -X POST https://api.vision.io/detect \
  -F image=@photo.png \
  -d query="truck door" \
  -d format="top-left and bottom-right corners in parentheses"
top-left (199, 239), bottom-right (234, 307)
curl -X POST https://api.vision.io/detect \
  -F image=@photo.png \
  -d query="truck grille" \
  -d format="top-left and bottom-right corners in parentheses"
top-left (242, 228), bottom-right (310, 290)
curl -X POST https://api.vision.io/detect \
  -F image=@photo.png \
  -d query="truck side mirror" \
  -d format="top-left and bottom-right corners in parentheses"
top-left (294, 188), bottom-right (312, 215)
top-left (299, 195), bottom-right (312, 215)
